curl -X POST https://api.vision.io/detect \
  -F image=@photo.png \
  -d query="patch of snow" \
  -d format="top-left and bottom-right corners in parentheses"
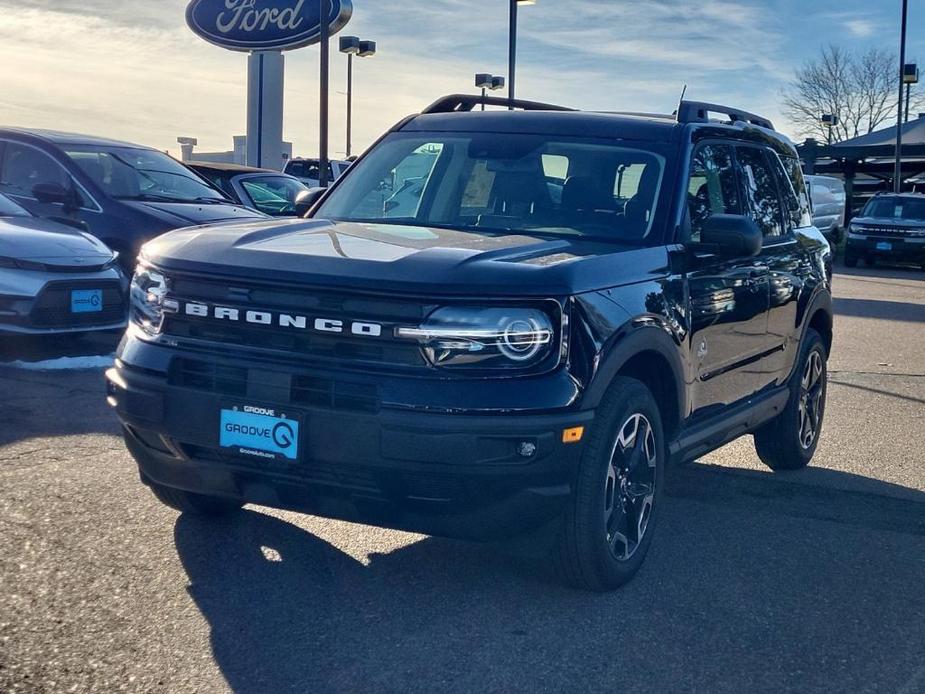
top-left (1, 355), bottom-right (115, 371)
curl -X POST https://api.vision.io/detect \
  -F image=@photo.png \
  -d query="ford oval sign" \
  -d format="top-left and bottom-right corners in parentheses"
top-left (186, 0), bottom-right (353, 52)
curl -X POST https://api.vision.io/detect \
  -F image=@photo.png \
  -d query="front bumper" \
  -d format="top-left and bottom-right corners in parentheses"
top-left (846, 233), bottom-right (925, 263)
top-left (0, 269), bottom-right (127, 335)
top-left (106, 338), bottom-right (592, 540)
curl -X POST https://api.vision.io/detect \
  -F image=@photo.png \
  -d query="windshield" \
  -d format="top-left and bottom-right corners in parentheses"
top-left (0, 193), bottom-right (30, 218)
top-left (240, 175), bottom-right (309, 216)
top-left (863, 197), bottom-right (925, 222)
top-left (65, 146), bottom-right (226, 203)
top-left (315, 133), bottom-right (666, 241)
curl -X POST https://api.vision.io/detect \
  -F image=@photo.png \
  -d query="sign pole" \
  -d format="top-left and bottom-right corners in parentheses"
top-left (319, 0), bottom-right (331, 187)
top-left (894, 0), bottom-right (908, 194)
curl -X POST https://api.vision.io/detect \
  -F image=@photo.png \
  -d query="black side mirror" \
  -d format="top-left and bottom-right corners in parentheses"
top-left (697, 214), bottom-right (763, 257)
top-left (33, 182), bottom-right (80, 212)
top-left (294, 188), bottom-right (326, 217)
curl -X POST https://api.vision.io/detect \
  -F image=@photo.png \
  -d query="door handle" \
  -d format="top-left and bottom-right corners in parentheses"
top-left (746, 266), bottom-right (768, 292)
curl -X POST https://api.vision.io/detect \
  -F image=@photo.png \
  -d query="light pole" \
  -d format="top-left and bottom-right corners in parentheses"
top-left (340, 37), bottom-right (377, 158)
top-left (821, 113), bottom-right (839, 145)
top-left (475, 73), bottom-right (506, 110)
top-left (319, 0), bottom-right (331, 188)
top-left (508, 0), bottom-right (535, 107)
top-left (903, 63), bottom-right (919, 123)
top-left (894, 0), bottom-right (908, 194)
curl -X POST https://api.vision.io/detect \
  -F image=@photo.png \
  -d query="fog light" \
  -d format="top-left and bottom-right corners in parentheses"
top-left (517, 441), bottom-right (537, 458)
top-left (562, 427), bottom-right (585, 444)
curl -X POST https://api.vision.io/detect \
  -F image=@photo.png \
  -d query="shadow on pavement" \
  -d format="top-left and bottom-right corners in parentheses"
top-left (834, 265), bottom-right (924, 282)
top-left (0, 332), bottom-right (120, 363)
top-left (174, 464), bottom-right (925, 694)
top-left (834, 297), bottom-right (925, 322)
top-left (0, 366), bottom-right (118, 447)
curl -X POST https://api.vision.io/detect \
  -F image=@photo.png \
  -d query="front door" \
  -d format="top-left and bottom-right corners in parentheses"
top-left (0, 139), bottom-right (98, 232)
top-left (685, 143), bottom-right (773, 417)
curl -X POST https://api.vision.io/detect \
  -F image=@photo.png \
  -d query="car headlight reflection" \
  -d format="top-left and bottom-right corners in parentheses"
top-left (130, 264), bottom-right (172, 336)
top-left (396, 307), bottom-right (555, 369)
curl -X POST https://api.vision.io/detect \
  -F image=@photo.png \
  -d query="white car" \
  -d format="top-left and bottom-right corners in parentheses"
top-left (284, 158), bottom-right (351, 188)
top-left (0, 193), bottom-right (126, 335)
top-left (805, 175), bottom-right (847, 245)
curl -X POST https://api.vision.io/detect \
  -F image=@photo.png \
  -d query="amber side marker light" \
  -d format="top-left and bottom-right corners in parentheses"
top-left (562, 427), bottom-right (585, 444)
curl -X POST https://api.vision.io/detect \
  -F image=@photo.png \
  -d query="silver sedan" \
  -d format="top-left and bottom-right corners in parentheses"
top-left (0, 193), bottom-right (127, 335)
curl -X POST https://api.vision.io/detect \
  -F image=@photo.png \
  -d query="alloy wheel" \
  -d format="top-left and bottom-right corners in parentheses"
top-left (798, 349), bottom-right (825, 450)
top-left (604, 413), bottom-right (657, 561)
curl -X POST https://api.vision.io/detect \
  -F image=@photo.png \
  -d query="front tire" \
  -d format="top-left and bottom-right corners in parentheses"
top-left (753, 329), bottom-right (828, 471)
top-left (554, 377), bottom-right (665, 591)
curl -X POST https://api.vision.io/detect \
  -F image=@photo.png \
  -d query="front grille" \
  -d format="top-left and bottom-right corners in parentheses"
top-left (169, 358), bottom-right (380, 413)
top-left (170, 359), bottom-right (248, 397)
top-left (854, 225), bottom-right (925, 237)
top-left (162, 277), bottom-right (432, 371)
top-left (29, 280), bottom-right (124, 328)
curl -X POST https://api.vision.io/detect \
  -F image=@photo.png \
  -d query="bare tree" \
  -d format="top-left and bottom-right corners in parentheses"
top-left (784, 45), bottom-right (923, 143)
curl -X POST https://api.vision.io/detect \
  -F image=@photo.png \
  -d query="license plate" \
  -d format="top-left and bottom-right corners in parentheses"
top-left (219, 405), bottom-right (300, 462)
top-left (876, 241), bottom-right (892, 251)
top-left (71, 289), bottom-right (103, 313)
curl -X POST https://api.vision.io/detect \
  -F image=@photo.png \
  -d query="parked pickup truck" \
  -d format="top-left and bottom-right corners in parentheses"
top-left (108, 95), bottom-right (834, 591)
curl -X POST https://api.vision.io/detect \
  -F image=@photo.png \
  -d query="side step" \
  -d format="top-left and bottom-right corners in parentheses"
top-left (669, 387), bottom-right (790, 463)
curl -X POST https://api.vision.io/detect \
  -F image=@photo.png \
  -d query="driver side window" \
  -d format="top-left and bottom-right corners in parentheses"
top-left (0, 142), bottom-right (73, 199)
top-left (687, 144), bottom-right (740, 242)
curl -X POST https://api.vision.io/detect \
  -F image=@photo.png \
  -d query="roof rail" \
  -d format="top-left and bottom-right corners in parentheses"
top-left (421, 94), bottom-right (575, 115)
top-left (677, 100), bottom-right (775, 131)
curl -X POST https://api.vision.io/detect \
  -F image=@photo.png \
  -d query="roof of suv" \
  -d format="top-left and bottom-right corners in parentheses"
top-left (0, 127), bottom-right (151, 149)
top-left (403, 111), bottom-right (682, 143)
top-left (399, 95), bottom-right (796, 152)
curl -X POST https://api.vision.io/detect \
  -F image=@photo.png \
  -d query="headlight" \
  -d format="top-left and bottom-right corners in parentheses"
top-left (396, 306), bottom-right (556, 370)
top-left (130, 263), bottom-right (172, 336)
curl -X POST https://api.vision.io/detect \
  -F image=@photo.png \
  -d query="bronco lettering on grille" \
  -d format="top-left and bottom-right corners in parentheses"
top-left (177, 301), bottom-right (384, 337)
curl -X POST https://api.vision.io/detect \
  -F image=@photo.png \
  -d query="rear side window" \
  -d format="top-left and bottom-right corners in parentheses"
top-left (687, 144), bottom-right (740, 242)
top-left (736, 146), bottom-right (784, 238)
top-left (777, 155), bottom-right (812, 230)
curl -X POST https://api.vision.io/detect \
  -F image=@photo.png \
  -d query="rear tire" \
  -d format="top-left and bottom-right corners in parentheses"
top-left (754, 329), bottom-right (827, 471)
top-left (147, 480), bottom-right (242, 517)
top-left (553, 377), bottom-right (665, 591)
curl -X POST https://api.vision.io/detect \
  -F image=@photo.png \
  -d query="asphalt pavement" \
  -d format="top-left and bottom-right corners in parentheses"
top-left (1, 266), bottom-right (923, 694)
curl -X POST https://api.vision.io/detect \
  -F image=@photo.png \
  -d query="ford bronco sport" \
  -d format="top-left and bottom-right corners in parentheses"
top-left (108, 95), bottom-right (834, 591)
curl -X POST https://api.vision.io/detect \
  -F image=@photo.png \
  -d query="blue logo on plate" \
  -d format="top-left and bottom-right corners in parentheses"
top-left (220, 408), bottom-right (300, 461)
top-left (71, 289), bottom-right (103, 314)
top-left (187, 0), bottom-right (353, 52)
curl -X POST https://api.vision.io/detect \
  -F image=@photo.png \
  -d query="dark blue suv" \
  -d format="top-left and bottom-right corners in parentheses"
top-left (108, 96), bottom-right (834, 591)
top-left (0, 128), bottom-right (266, 269)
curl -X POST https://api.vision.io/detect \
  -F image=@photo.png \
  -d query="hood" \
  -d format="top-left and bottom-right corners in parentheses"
top-left (851, 215), bottom-right (925, 230)
top-left (0, 216), bottom-right (114, 265)
top-left (142, 218), bottom-right (671, 296)
top-left (121, 200), bottom-right (267, 226)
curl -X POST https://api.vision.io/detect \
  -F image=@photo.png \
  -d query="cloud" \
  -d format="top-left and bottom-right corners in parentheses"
top-left (844, 19), bottom-right (876, 38)
top-left (0, 0), bottom-right (875, 155)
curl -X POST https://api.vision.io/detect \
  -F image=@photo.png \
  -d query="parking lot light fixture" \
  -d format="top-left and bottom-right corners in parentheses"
top-left (821, 113), bottom-right (839, 145)
top-left (903, 64), bottom-right (919, 123)
top-left (475, 73), bottom-right (506, 110)
top-left (340, 36), bottom-right (377, 158)
top-left (509, 0), bottom-right (536, 107)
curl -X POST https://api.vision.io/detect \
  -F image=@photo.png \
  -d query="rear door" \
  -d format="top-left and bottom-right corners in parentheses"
top-left (686, 143), bottom-right (773, 416)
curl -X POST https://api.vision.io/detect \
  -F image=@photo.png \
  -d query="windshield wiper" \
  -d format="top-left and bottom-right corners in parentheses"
top-left (116, 193), bottom-right (229, 204)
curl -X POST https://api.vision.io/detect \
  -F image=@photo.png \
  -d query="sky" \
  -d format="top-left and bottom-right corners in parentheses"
top-left (0, 0), bottom-right (922, 159)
